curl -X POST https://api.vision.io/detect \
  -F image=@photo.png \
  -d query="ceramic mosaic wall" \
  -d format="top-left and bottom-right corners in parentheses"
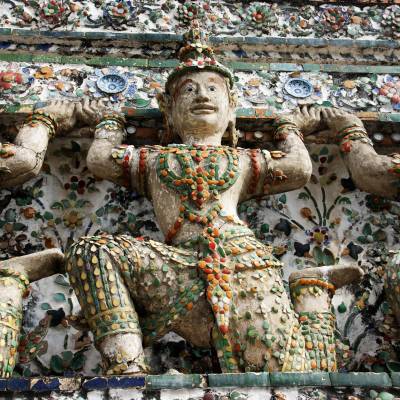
top-left (2, 0), bottom-right (400, 41)
top-left (3, 61), bottom-right (400, 114)
top-left (2, 0), bottom-right (400, 399)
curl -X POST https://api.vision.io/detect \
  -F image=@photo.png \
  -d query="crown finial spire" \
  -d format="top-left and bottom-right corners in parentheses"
top-left (165, 20), bottom-right (235, 93)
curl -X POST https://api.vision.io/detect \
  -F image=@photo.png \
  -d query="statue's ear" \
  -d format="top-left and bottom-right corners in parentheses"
top-left (157, 92), bottom-right (175, 145)
top-left (157, 92), bottom-right (171, 114)
top-left (229, 89), bottom-right (238, 110)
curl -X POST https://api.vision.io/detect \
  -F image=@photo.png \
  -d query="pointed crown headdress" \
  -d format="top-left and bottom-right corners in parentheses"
top-left (165, 21), bottom-right (235, 93)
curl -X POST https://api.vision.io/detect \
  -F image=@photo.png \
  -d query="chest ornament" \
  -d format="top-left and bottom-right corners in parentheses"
top-left (156, 144), bottom-right (240, 243)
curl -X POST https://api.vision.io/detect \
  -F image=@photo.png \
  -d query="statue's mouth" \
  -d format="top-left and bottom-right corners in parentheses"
top-left (191, 104), bottom-right (217, 114)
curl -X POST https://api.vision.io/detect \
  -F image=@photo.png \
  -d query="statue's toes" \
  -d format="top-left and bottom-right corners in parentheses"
top-left (0, 248), bottom-right (65, 282)
top-left (289, 263), bottom-right (363, 290)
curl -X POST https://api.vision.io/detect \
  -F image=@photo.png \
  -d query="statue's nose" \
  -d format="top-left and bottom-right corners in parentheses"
top-left (195, 85), bottom-right (210, 102)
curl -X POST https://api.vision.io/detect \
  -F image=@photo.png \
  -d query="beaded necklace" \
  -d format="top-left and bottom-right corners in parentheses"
top-left (157, 144), bottom-right (240, 336)
top-left (156, 144), bottom-right (240, 243)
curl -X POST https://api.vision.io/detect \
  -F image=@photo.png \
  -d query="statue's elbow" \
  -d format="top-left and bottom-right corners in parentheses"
top-left (294, 157), bottom-right (312, 188)
top-left (87, 149), bottom-right (103, 178)
top-left (348, 155), bottom-right (398, 199)
top-left (86, 148), bottom-right (115, 181)
top-left (0, 156), bottom-right (41, 189)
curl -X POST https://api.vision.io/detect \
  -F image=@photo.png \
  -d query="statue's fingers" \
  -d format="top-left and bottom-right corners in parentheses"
top-left (321, 109), bottom-right (330, 120)
top-left (75, 101), bottom-right (83, 118)
top-left (82, 97), bottom-right (90, 112)
top-left (300, 105), bottom-right (309, 118)
top-left (309, 106), bottom-right (319, 120)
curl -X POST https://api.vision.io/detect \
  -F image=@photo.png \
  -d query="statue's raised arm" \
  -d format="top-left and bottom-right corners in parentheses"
top-left (74, 99), bottom-right (139, 189)
top-left (322, 108), bottom-right (399, 200)
top-left (240, 107), bottom-right (325, 202)
top-left (0, 101), bottom-right (76, 189)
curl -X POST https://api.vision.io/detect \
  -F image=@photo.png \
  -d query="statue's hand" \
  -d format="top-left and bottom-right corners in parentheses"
top-left (75, 98), bottom-right (109, 126)
top-left (283, 106), bottom-right (323, 135)
top-left (321, 108), bottom-right (364, 133)
top-left (34, 100), bottom-right (77, 134)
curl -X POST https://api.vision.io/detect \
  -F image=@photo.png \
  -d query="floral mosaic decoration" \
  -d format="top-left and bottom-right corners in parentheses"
top-left (4, 62), bottom-right (400, 114)
top-left (0, 1), bottom-right (400, 40)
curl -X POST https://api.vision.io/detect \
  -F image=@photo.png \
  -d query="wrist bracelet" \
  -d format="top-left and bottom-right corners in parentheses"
top-left (273, 117), bottom-right (304, 142)
top-left (0, 143), bottom-right (16, 159)
top-left (0, 268), bottom-right (30, 294)
top-left (338, 125), bottom-right (372, 153)
top-left (95, 112), bottom-right (126, 139)
top-left (290, 277), bottom-right (336, 295)
top-left (388, 153), bottom-right (400, 178)
top-left (111, 144), bottom-right (133, 188)
top-left (24, 111), bottom-right (57, 139)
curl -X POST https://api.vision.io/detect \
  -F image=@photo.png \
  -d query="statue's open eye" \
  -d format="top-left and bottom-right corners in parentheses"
top-left (209, 86), bottom-right (216, 92)
top-left (186, 85), bottom-right (194, 93)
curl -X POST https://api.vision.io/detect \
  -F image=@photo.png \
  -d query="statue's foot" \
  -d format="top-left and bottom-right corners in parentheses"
top-left (99, 333), bottom-right (149, 375)
top-left (289, 263), bottom-right (363, 289)
top-left (0, 248), bottom-right (64, 282)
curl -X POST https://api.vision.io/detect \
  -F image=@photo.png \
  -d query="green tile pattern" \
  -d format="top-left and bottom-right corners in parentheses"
top-left (208, 372), bottom-right (270, 387)
top-left (146, 374), bottom-right (205, 389)
top-left (330, 372), bottom-right (392, 388)
top-left (390, 372), bottom-right (400, 388)
top-left (270, 372), bottom-right (331, 387)
top-left (2, 52), bottom-right (400, 75)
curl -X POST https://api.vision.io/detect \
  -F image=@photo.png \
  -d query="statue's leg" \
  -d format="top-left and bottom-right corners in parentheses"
top-left (66, 234), bottom-right (213, 374)
top-left (222, 235), bottom-right (302, 372)
top-left (66, 235), bottom-right (148, 375)
top-left (385, 250), bottom-right (400, 326)
top-left (0, 249), bottom-right (63, 377)
top-left (289, 264), bottom-right (363, 372)
top-left (123, 237), bottom-right (214, 349)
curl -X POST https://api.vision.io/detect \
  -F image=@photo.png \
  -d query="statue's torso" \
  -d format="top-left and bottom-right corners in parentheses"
top-left (136, 145), bottom-right (253, 245)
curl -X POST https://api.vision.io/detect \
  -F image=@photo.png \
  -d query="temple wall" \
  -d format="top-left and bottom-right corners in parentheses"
top-left (1, 1), bottom-right (400, 399)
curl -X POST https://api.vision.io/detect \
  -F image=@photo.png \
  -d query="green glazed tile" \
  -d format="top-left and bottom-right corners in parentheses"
top-left (379, 113), bottom-right (400, 123)
top-left (303, 64), bottom-right (321, 72)
top-left (0, 28), bottom-right (12, 35)
top-left (270, 372), bottom-right (331, 387)
top-left (60, 56), bottom-right (88, 65)
top-left (208, 372), bottom-right (270, 387)
top-left (270, 63), bottom-right (301, 72)
top-left (330, 372), bottom-right (392, 388)
top-left (123, 59), bottom-right (149, 67)
top-left (123, 108), bottom-right (161, 118)
top-left (32, 54), bottom-right (63, 64)
top-left (148, 59), bottom-right (179, 68)
top-left (0, 53), bottom-right (32, 63)
top-left (391, 372), bottom-right (400, 388)
top-left (146, 374), bottom-right (204, 389)
top-left (227, 62), bottom-right (269, 72)
top-left (236, 108), bottom-right (256, 117)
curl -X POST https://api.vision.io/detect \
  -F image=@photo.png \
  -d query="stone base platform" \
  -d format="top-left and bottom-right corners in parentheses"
top-left (1, 373), bottom-right (400, 399)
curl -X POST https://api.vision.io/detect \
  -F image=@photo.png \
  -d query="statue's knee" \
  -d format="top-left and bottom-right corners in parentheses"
top-left (65, 236), bottom-right (93, 273)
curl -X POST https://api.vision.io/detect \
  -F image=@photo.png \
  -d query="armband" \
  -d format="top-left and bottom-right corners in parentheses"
top-left (24, 111), bottom-right (57, 139)
top-left (95, 112), bottom-right (127, 140)
top-left (338, 125), bottom-right (372, 153)
top-left (273, 117), bottom-right (304, 142)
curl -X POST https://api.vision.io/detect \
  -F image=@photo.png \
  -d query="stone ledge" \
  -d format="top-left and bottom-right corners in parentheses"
top-left (0, 373), bottom-right (398, 392)
top-left (146, 374), bottom-right (205, 389)
top-left (208, 372), bottom-right (270, 388)
top-left (270, 372), bottom-right (331, 387)
top-left (330, 372), bottom-right (392, 388)
top-left (1, 29), bottom-right (400, 50)
top-left (3, 53), bottom-right (400, 74)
